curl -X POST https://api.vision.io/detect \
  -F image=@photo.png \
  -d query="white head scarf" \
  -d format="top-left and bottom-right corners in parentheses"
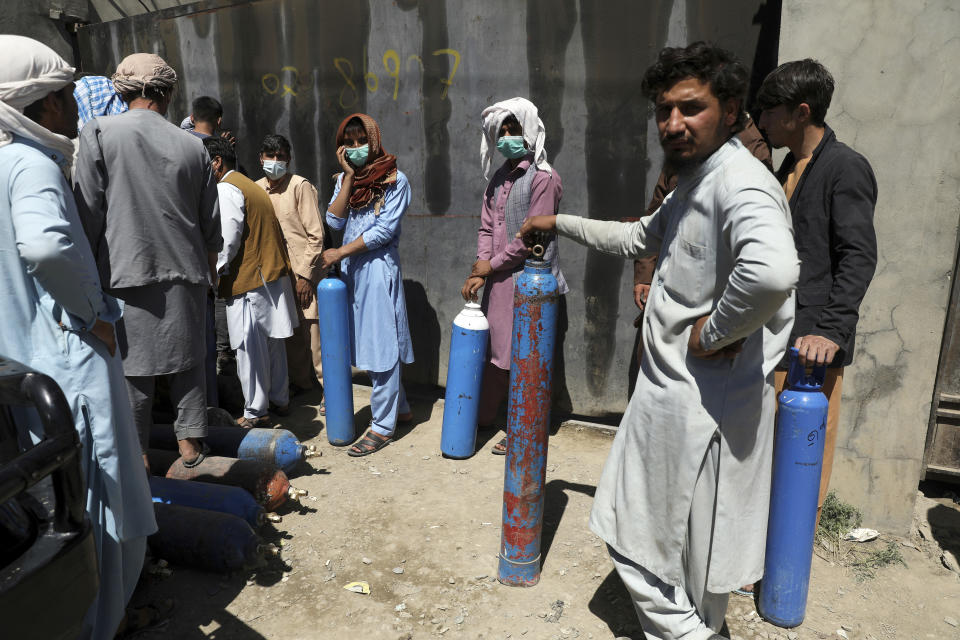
top-left (0, 35), bottom-right (76, 171)
top-left (480, 97), bottom-right (551, 181)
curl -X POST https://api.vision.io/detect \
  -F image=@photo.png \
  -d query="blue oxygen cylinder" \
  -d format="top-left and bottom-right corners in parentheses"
top-left (317, 276), bottom-right (355, 445)
top-left (148, 475), bottom-right (267, 528)
top-left (149, 425), bottom-right (317, 473)
top-left (149, 503), bottom-right (279, 572)
top-left (498, 255), bottom-right (559, 587)
top-left (759, 347), bottom-right (829, 628)
top-left (440, 302), bottom-right (490, 458)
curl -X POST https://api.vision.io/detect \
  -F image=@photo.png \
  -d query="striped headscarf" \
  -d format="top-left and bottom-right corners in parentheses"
top-left (335, 113), bottom-right (398, 210)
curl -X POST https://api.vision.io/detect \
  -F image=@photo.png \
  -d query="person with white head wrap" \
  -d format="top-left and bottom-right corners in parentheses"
top-left (462, 97), bottom-right (569, 454)
top-left (0, 34), bottom-right (77, 174)
top-left (74, 52), bottom-right (221, 467)
top-left (479, 96), bottom-right (552, 181)
top-left (0, 35), bottom-right (156, 639)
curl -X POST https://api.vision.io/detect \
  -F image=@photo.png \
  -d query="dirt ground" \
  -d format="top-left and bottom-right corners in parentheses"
top-left (133, 386), bottom-right (960, 640)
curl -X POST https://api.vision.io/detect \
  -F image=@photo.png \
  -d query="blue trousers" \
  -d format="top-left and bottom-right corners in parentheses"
top-left (368, 360), bottom-right (410, 437)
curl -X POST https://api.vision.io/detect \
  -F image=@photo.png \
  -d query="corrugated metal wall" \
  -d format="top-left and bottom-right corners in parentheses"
top-left (78, 0), bottom-right (775, 417)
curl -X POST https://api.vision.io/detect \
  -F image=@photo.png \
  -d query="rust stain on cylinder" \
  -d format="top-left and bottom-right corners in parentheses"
top-left (159, 452), bottom-right (291, 511)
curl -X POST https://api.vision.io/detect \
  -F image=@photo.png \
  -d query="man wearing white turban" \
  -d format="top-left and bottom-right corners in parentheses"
top-left (461, 97), bottom-right (568, 454)
top-left (0, 35), bottom-right (156, 639)
top-left (74, 53), bottom-right (221, 467)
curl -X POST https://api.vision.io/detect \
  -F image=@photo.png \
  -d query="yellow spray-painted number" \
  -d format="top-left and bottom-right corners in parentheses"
top-left (383, 49), bottom-right (401, 101)
top-left (334, 57), bottom-right (359, 109)
top-left (261, 73), bottom-right (280, 95)
top-left (264, 47), bottom-right (462, 108)
top-left (431, 48), bottom-right (460, 100)
top-left (280, 66), bottom-right (300, 97)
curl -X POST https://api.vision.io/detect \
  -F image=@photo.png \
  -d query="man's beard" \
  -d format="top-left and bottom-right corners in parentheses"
top-left (661, 139), bottom-right (701, 171)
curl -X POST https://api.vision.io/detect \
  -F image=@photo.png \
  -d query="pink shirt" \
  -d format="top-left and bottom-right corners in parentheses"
top-left (477, 157), bottom-right (563, 369)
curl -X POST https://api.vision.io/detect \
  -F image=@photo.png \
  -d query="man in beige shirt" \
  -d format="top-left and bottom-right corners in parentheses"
top-left (256, 134), bottom-right (326, 402)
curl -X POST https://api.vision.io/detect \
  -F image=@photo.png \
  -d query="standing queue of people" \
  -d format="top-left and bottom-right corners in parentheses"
top-left (0, 33), bottom-right (877, 640)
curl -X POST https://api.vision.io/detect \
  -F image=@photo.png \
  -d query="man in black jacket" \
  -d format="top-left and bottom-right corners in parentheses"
top-left (757, 58), bottom-right (878, 521)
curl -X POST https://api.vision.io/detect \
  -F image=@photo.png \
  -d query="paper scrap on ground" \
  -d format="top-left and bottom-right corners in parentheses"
top-left (343, 581), bottom-right (370, 594)
top-left (843, 528), bottom-right (879, 542)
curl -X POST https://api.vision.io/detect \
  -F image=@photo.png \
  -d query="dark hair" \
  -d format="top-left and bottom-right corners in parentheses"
top-left (342, 116), bottom-right (365, 140)
top-left (500, 114), bottom-right (522, 136)
top-left (22, 85), bottom-right (70, 123)
top-left (203, 136), bottom-right (236, 169)
top-left (191, 96), bottom-right (223, 125)
top-left (756, 59), bottom-right (835, 127)
top-left (120, 85), bottom-right (170, 105)
top-left (260, 133), bottom-right (291, 156)
top-left (22, 96), bottom-right (47, 123)
top-left (641, 41), bottom-right (749, 132)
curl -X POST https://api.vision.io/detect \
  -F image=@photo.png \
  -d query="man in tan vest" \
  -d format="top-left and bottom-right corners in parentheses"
top-left (255, 134), bottom-right (327, 406)
top-left (204, 137), bottom-right (299, 427)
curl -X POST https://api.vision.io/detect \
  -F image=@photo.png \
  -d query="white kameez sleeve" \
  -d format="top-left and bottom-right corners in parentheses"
top-left (555, 211), bottom-right (664, 259)
top-left (215, 179), bottom-right (245, 274)
top-left (699, 185), bottom-right (800, 351)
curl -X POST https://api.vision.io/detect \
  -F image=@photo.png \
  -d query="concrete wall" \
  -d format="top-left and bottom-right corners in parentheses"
top-left (0, 0), bottom-right (87, 62)
top-left (75, 0), bottom-right (775, 418)
top-left (779, 1), bottom-right (960, 533)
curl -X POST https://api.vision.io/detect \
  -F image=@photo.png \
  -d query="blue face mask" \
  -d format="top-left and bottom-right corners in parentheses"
top-left (497, 135), bottom-right (527, 159)
top-left (346, 144), bottom-right (369, 168)
top-left (262, 159), bottom-right (287, 180)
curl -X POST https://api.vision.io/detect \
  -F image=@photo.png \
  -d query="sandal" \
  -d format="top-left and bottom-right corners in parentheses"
top-left (237, 415), bottom-right (272, 429)
top-left (348, 429), bottom-right (392, 457)
top-left (116, 598), bottom-right (174, 638)
top-left (319, 397), bottom-right (326, 416)
top-left (491, 436), bottom-right (507, 456)
top-left (732, 584), bottom-right (755, 597)
top-left (180, 441), bottom-right (209, 468)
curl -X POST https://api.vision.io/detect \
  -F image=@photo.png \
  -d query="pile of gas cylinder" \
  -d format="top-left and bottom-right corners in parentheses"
top-left (144, 412), bottom-right (317, 573)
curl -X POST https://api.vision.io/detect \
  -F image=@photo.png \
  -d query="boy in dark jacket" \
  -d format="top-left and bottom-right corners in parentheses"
top-left (757, 58), bottom-right (878, 521)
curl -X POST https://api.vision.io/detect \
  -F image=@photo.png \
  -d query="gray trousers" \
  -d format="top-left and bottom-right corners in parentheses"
top-left (126, 363), bottom-right (207, 451)
top-left (609, 434), bottom-right (729, 640)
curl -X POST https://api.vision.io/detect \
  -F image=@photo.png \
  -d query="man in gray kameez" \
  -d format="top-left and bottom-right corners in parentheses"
top-left (74, 53), bottom-right (221, 467)
top-left (521, 42), bottom-right (799, 640)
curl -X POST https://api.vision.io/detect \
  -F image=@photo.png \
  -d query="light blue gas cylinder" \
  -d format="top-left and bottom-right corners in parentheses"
top-left (759, 346), bottom-right (829, 628)
top-left (440, 302), bottom-right (490, 458)
top-left (498, 255), bottom-right (559, 587)
top-left (317, 276), bottom-right (355, 446)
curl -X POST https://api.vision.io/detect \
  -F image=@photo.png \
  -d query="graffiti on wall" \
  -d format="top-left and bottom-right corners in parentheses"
top-left (260, 48), bottom-right (461, 107)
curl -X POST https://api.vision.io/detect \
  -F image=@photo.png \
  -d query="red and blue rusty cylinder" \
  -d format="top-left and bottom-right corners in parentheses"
top-left (498, 256), bottom-right (559, 587)
top-left (149, 424), bottom-right (318, 473)
top-left (759, 347), bottom-right (829, 627)
top-left (317, 276), bottom-right (356, 446)
top-left (147, 449), bottom-right (306, 512)
top-left (148, 475), bottom-right (267, 528)
top-left (440, 302), bottom-right (489, 458)
top-left (149, 502), bottom-right (279, 572)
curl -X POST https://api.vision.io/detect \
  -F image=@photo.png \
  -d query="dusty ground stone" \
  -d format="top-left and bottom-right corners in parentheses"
top-left (130, 386), bottom-right (960, 640)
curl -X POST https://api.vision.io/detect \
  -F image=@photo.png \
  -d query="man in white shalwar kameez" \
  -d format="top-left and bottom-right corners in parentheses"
top-left (204, 138), bottom-right (298, 426)
top-left (521, 42), bottom-right (799, 640)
